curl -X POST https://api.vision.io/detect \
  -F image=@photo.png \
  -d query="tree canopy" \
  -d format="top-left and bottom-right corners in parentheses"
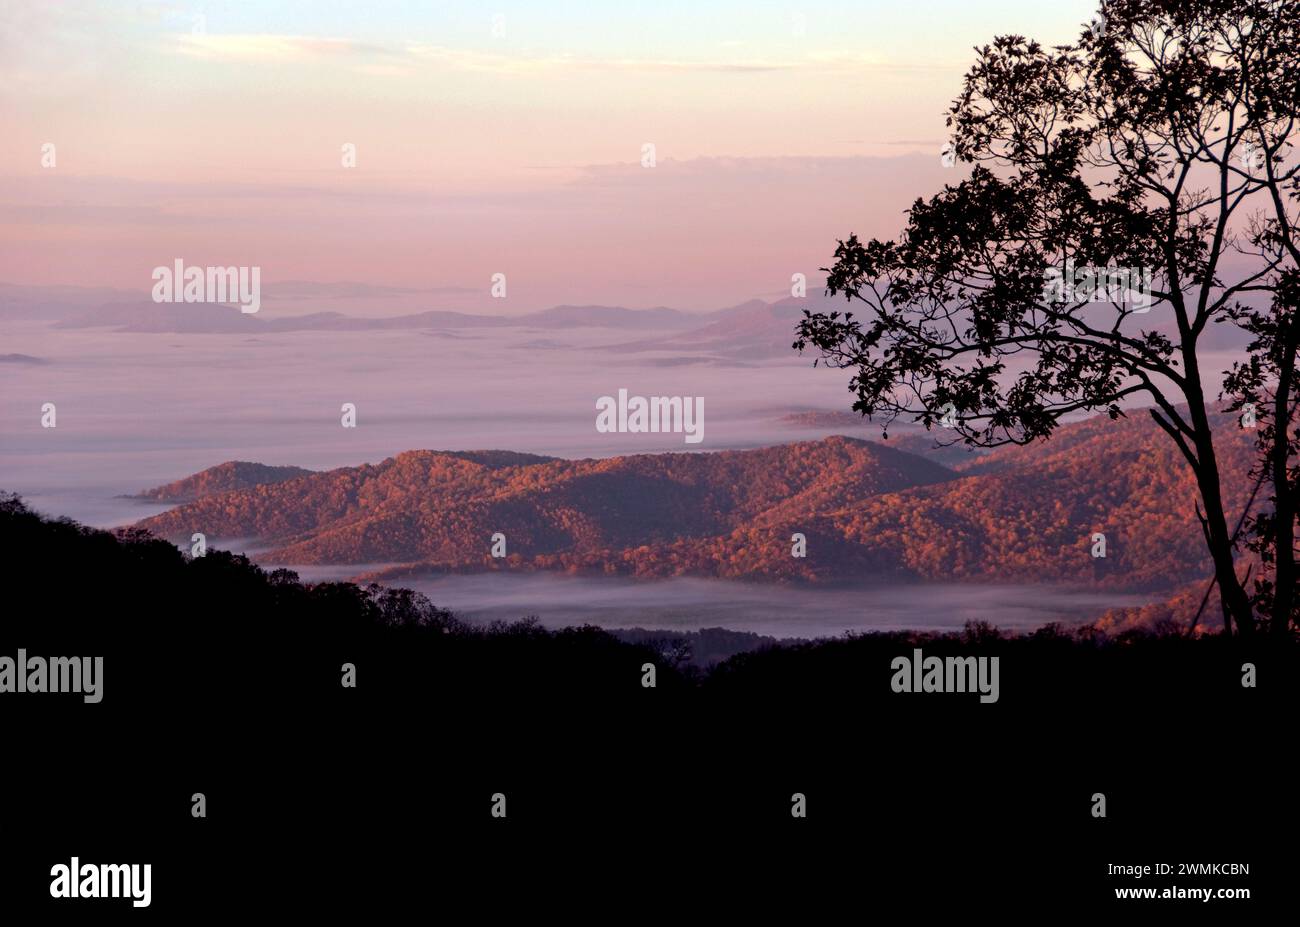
top-left (796, 0), bottom-right (1300, 637)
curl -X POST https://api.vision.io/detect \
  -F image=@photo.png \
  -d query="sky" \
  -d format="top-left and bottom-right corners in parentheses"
top-left (1, 0), bottom-right (1102, 310)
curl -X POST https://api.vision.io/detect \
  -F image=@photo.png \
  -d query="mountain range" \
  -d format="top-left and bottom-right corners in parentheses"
top-left (48, 301), bottom-right (714, 334)
top-left (131, 408), bottom-right (1257, 592)
top-left (4, 280), bottom-right (848, 360)
top-left (8, 279), bottom-right (1252, 361)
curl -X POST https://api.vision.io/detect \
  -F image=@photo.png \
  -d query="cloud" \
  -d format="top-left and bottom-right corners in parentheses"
top-left (402, 45), bottom-right (799, 74)
top-left (173, 33), bottom-right (392, 62)
top-left (163, 32), bottom-right (952, 76)
top-left (169, 34), bottom-right (801, 73)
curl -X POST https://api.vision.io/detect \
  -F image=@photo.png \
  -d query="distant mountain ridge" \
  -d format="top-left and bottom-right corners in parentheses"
top-left (5, 278), bottom-right (1253, 356)
top-left (50, 301), bottom-right (707, 334)
top-left (37, 290), bottom-right (850, 362)
top-left (133, 411), bottom-right (1256, 591)
top-left (10, 281), bottom-right (898, 361)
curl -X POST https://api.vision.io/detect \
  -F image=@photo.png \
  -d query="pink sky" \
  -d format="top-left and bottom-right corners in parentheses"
top-left (0, 0), bottom-right (1100, 310)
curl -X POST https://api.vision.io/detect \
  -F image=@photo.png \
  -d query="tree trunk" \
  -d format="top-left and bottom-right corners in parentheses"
top-left (1183, 411), bottom-right (1254, 636)
top-left (1183, 350), bottom-right (1256, 636)
top-left (1198, 471), bottom-right (1256, 637)
top-left (1270, 340), bottom-right (1297, 639)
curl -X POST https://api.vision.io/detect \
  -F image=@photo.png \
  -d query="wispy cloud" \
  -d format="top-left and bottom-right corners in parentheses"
top-left (165, 32), bottom-right (953, 75)
top-left (173, 33), bottom-right (393, 62)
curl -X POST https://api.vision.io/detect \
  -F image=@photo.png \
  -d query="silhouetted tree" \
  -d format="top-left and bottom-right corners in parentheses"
top-left (797, 0), bottom-right (1299, 637)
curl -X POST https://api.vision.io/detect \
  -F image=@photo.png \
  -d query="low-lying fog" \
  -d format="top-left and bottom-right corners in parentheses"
top-left (289, 568), bottom-right (1154, 638)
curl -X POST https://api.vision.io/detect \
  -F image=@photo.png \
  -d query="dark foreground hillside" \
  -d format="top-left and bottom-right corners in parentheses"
top-left (2, 495), bottom-right (1294, 916)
